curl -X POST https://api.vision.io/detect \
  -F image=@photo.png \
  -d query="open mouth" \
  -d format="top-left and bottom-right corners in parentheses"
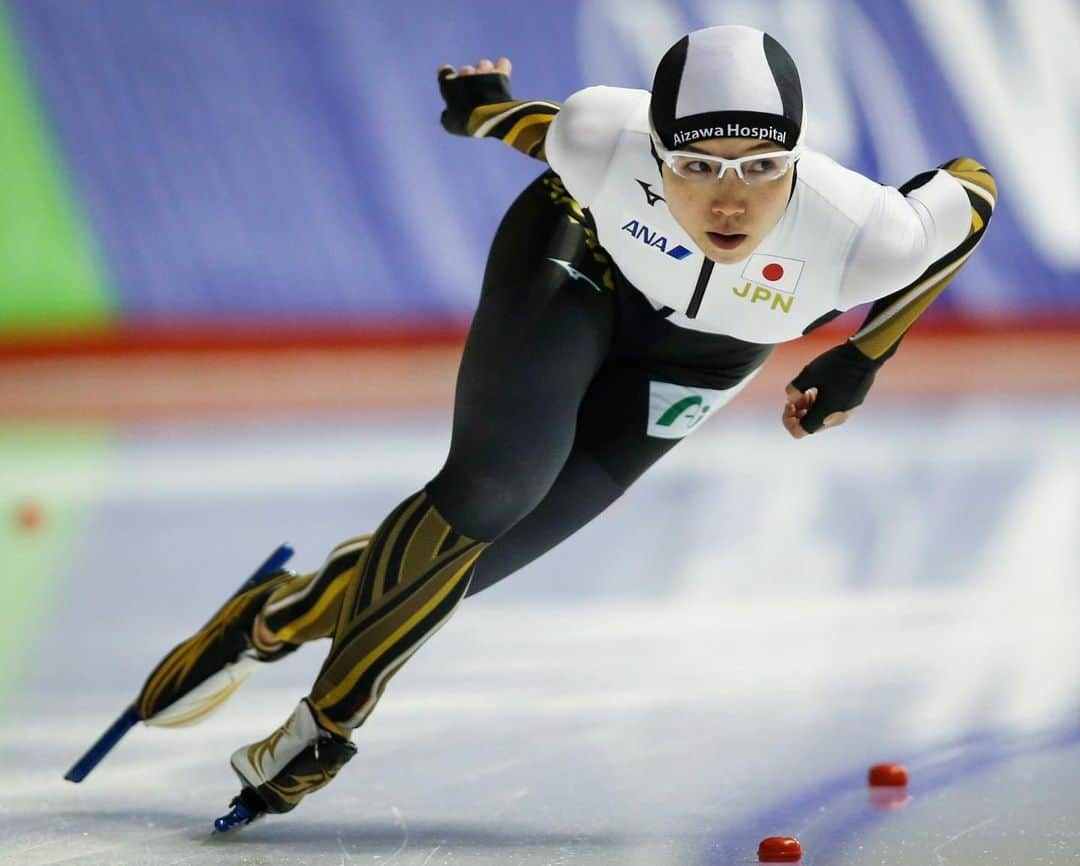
top-left (706, 232), bottom-right (748, 251)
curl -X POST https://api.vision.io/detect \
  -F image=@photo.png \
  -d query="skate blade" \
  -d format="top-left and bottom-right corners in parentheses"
top-left (64, 706), bottom-right (141, 783)
top-left (213, 791), bottom-right (265, 833)
top-left (64, 544), bottom-right (294, 783)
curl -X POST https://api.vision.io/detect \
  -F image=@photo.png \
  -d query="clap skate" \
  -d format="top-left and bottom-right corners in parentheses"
top-left (214, 698), bottom-right (357, 832)
top-left (65, 544), bottom-right (296, 782)
top-left (134, 552), bottom-right (302, 728)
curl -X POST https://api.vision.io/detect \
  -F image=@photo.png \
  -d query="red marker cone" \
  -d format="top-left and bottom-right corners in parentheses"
top-left (868, 763), bottom-right (909, 787)
top-left (758, 836), bottom-right (802, 862)
top-left (15, 501), bottom-right (46, 533)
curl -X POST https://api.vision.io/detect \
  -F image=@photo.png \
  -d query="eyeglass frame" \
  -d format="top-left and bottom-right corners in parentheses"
top-left (649, 126), bottom-right (802, 186)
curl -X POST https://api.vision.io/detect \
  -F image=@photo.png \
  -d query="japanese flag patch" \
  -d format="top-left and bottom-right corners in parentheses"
top-left (742, 254), bottom-right (805, 295)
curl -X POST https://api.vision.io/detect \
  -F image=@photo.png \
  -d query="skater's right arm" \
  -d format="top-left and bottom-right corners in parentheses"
top-left (438, 60), bottom-right (643, 206)
top-left (437, 57), bottom-right (560, 161)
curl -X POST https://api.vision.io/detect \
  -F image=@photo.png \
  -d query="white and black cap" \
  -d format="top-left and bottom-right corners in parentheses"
top-left (650, 25), bottom-right (804, 152)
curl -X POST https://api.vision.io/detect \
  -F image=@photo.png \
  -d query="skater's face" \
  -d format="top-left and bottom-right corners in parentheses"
top-left (660, 137), bottom-right (795, 265)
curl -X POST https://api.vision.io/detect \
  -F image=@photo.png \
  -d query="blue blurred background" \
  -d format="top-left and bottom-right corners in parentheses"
top-left (1, 0), bottom-right (1077, 340)
top-left (3, 10), bottom-right (1080, 861)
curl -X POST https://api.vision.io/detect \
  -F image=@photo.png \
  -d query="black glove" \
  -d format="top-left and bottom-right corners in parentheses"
top-left (437, 66), bottom-right (513, 136)
top-left (788, 341), bottom-right (883, 434)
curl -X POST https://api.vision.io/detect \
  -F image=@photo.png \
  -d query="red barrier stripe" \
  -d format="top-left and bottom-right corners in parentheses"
top-left (0, 318), bottom-right (470, 360)
top-left (4, 313), bottom-right (1080, 362)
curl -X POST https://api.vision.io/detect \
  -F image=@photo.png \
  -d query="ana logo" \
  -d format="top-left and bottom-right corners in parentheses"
top-left (636, 179), bottom-right (665, 207)
top-left (732, 253), bottom-right (806, 314)
top-left (621, 219), bottom-right (692, 260)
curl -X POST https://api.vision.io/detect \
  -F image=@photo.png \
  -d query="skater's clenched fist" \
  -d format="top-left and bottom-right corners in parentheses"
top-left (782, 385), bottom-right (853, 439)
top-left (437, 57), bottom-right (515, 136)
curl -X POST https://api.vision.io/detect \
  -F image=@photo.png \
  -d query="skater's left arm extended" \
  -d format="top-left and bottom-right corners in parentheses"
top-left (783, 158), bottom-right (998, 438)
top-left (437, 57), bottom-right (560, 161)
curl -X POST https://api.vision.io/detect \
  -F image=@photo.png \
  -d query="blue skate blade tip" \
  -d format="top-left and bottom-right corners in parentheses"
top-left (235, 543), bottom-right (295, 595)
top-left (261, 543), bottom-right (294, 575)
top-left (64, 706), bottom-right (141, 782)
top-left (213, 801), bottom-right (253, 833)
top-left (235, 539), bottom-right (295, 596)
top-left (252, 543), bottom-right (294, 580)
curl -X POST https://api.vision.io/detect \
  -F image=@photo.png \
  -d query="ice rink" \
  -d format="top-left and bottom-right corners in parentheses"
top-left (3, 398), bottom-right (1080, 865)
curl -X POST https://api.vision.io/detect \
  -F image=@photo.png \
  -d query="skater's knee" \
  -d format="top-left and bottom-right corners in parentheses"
top-left (427, 463), bottom-right (556, 540)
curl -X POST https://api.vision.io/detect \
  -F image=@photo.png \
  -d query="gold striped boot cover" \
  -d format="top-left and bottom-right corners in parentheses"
top-left (229, 490), bottom-right (486, 813)
top-left (311, 490), bottom-right (486, 728)
top-left (259, 534), bottom-right (372, 646)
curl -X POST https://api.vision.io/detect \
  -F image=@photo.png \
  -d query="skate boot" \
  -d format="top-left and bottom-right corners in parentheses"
top-left (134, 558), bottom-right (301, 728)
top-left (215, 698), bottom-right (357, 831)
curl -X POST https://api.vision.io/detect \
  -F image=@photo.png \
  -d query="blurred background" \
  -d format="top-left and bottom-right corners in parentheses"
top-left (1, 4), bottom-right (1080, 862)
top-left (3, 0), bottom-right (1079, 683)
top-left (1, 0), bottom-right (1077, 358)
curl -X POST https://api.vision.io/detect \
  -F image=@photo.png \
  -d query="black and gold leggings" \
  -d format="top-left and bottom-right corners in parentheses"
top-left (271, 172), bottom-right (771, 732)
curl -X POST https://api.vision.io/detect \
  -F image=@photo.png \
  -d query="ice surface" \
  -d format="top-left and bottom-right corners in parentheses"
top-left (2, 398), bottom-right (1079, 864)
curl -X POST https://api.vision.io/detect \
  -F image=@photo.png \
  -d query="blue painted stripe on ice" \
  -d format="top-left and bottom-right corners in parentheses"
top-left (699, 725), bottom-right (1080, 864)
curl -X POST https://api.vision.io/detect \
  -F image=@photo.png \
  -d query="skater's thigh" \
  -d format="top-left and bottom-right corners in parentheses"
top-left (466, 326), bottom-right (778, 595)
top-left (465, 361), bottom-right (711, 596)
top-left (460, 171), bottom-right (615, 412)
top-left (427, 173), bottom-right (616, 538)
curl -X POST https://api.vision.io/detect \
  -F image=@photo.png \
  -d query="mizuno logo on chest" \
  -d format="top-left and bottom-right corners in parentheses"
top-left (620, 219), bottom-right (693, 260)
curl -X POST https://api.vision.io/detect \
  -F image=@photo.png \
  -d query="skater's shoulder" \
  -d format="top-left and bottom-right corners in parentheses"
top-left (792, 149), bottom-right (887, 227)
top-left (547, 86), bottom-right (649, 204)
top-left (550, 86), bottom-right (649, 144)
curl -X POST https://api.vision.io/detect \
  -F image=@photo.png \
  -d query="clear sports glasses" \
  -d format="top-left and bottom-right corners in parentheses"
top-left (652, 135), bottom-right (801, 186)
